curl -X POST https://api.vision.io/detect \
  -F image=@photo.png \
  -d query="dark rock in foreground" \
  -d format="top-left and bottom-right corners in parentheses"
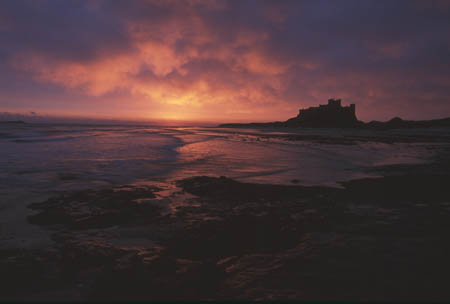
top-left (1, 164), bottom-right (447, 301)
top-left (28, 185), bottom-right (162, 229)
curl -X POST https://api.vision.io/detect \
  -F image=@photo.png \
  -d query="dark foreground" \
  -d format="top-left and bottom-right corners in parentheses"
top-left (2, 162), bottom-right (450, 301)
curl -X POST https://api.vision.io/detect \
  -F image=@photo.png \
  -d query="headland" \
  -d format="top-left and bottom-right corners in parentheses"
top-left (219, 98), bottom-right (450, 129)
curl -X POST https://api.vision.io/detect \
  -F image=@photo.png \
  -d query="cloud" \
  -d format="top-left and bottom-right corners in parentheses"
top-left (0, 0), bottom-right (449, 121)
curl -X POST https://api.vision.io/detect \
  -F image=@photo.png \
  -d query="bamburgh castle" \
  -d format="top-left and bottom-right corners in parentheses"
top-left (220, 97), bottom-right (450, 129)
top-left (291, 99), bottom-right (358, 127)
top-left (220, 98), bottom-right (373, 128)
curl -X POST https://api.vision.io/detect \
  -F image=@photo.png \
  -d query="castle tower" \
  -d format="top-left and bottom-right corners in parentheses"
top-left (328, 98), bottom-right (341, 107)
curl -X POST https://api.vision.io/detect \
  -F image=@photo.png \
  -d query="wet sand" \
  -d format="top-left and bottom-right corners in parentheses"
top-left (1, 129), bottom-right (450, 301)
top-left (1, 165), bottom-right (450, 300)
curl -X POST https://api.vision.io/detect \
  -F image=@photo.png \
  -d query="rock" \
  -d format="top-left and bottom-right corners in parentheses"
top-left (28, 185), bottom-right (162, 229)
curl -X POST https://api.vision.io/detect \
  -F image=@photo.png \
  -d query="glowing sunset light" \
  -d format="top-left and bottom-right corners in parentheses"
top-left (0, 0), bottom-right (449, 123)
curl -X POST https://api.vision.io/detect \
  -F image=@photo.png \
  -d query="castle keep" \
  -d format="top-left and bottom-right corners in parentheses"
top-left (295, 99), bottom-right (358, 127)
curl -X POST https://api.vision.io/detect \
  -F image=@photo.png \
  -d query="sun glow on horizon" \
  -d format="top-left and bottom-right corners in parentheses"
top-left (1, 1), bottom-right (449, 122)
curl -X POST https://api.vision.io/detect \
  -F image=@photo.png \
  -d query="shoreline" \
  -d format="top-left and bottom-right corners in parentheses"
top-left (213, 125), bottom-right (450, 145)
top-left (218, 116), bottom-right (450, 130)
top-left (1, 126), bottom-right (450, 301)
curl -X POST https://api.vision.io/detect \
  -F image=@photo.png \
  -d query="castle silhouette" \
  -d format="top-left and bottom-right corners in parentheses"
top-left (219, 98), bottom-right (450, 129)
top-left (290, 98), bottom-right (358, 127)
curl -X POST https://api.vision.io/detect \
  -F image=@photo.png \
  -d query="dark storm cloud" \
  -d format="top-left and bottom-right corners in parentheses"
top-left (0, 0), bottom-right (132, 63)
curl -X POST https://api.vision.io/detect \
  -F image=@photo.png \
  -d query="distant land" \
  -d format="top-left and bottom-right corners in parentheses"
top-left (0, 120), bottom-right (25, 124)
top-left (0, 112), bottom-right (217, 127)
top-left (219, 99), bottom-right (450, 129)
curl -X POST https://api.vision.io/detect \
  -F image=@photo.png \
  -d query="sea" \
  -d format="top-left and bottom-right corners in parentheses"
top-left (1, 122), bottom-right (449, 249)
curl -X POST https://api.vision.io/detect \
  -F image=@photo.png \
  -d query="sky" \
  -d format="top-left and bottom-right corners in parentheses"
top-left (0, 0), bottom-right (450, 123)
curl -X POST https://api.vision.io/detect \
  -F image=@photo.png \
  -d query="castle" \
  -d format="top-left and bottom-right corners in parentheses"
top-left (294, 99), bottom-right (358, 127)
top-left (220, 98), bottom-right (362, 128)
top-left (219, 97), bottom-right (450, 129)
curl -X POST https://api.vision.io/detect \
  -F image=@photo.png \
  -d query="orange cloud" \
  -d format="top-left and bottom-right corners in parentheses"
top-left (3, 1), bottom-right (450, 122)
top-left (9, 8), bottom-right (295, 123)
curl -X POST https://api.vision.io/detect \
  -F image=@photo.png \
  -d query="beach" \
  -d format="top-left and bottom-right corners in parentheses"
top-left (1, 123), bottom-right (450, 300)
